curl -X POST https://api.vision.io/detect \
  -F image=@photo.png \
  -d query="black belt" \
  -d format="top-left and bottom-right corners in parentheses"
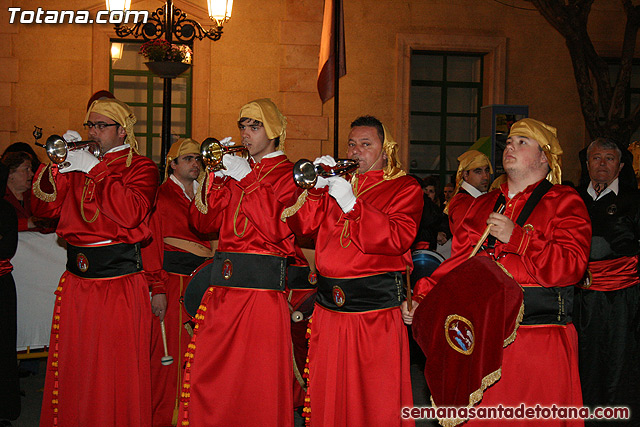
top-left (521, 286), bottom-right (573, 325)
top-left (66, 243), bottom-right (142, 279)
top-left (287, 265), bottom-right (317, 290)
top-left (181, 251), bottom-right (287, 317)
top-left (208, 251), bottom-right (286, 291)
top-left (163, 250), bottom-right (208, 276)
top-left (316, 272), bottom-right (404, 313)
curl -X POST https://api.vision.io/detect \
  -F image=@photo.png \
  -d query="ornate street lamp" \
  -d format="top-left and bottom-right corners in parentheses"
top-left (106, 0), bottom-right (233, 170)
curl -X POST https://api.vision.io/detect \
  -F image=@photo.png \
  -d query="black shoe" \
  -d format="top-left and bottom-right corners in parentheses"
top-left (0, 420), bottom-right (14, 427)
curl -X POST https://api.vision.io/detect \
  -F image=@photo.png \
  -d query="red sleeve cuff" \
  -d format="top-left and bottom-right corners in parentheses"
top-left (503, 223), bottom-right (534, 256)
top-left (343, 199), bottom-right (362, 220)
top-left (87, 161), bottom-right (109, 183)
top-left (146, 269), bottom-right (169, 295)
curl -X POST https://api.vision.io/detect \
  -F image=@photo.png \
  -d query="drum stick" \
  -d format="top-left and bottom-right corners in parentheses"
top-left (469, 204), bottom-right (505, 259)
top-left (160, 320), bottom-right (174, 366)
top-left (406, 265), bottom-right (412, 311)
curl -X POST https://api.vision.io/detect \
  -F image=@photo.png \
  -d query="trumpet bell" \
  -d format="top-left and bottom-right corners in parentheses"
top-left (44, 135), bottom-right (101, 164)
top-left (200, 137), bottom-right (248, 171)
top-left (292, 159), bottom-right (320, 189)
top-left (293, 158), bottom-right (359, 189)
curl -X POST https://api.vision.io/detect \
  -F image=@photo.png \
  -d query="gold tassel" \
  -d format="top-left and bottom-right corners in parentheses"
top-left (194, 172), bottom-right (208, 215)
top-left (280, 190), bottom-right (308, 222)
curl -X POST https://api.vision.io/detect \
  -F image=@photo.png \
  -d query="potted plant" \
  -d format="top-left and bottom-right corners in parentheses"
top-left (139, 39), bottom-right (192, 79)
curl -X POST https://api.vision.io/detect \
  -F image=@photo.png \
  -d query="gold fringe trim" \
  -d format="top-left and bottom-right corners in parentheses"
top-left (33, 164), bottom-right (57, 202)
top-left (431, 367), bottom-right (503, 427)
top-left (302, 316), bottom-right (313, 425)
top-left (281, 190), bottom-right (308, 222)
top-left (49, 277), bottom-right (65, 425)
top-left (194, 172), bottom-right (208, 215)
top-left (179, 286), bottom-right (214, 427)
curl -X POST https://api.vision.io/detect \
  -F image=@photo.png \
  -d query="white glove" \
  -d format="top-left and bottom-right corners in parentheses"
top-left (63, 130), bottom-right (82, 143)
top-left (313, 155), bottom-right (337, 167)
top-left (59, 149), bottom-right (100, 174)
top-left (219, 136), bottom-right (235, 147)
top-left (313, 155), bottom-right (337, 188)
top-left (221, 154), bottom-right (251, 181)
top-left (327, 176), bottom-right (357, 213)
top-left (315, 176), bottom-right (330, 189)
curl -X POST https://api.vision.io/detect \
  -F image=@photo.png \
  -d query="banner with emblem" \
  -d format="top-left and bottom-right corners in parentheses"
top-left (412, 256), bottom-right (524, 427)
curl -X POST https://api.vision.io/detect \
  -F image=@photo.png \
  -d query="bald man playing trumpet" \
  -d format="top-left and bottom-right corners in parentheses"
top-left (284, 115), bottom-right (423, 426)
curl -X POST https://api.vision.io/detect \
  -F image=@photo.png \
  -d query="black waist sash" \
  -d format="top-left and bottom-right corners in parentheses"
top-left (209, 251), bottom-right (286, 291)
top-left (521, 286), bottom-right (573, 325)
top-left (486, 180), bottom-right (572, 325)
top-left (316, 272), bottom-right (404, 313)
top-left (163, 250), bottom-right (208, 276)
top-left (287, 265), bottom-right (317, 290)
top-left (66, 243), bottom-right (142, 279)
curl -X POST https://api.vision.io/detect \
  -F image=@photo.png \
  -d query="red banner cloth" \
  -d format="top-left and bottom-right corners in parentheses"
top-left (317, 0), bottom-right (346, 102)
top-left (412, 256), bottom-right (524, 426)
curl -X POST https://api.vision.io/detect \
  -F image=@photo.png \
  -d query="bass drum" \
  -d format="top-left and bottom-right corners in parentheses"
top-left (411, 249), bottom-right (445, 286)
top-left (181, 257), bottom-right (215, 320)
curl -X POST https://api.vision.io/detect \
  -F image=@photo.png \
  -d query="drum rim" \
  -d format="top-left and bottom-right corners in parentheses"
top-left (411, 249), bottom-right (446, 263)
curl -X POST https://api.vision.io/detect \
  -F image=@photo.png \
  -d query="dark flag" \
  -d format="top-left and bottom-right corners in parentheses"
top-left (317, 0), bottom-right (346, 103)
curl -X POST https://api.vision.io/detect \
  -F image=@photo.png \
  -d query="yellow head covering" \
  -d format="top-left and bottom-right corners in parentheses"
top-left (85, 98), bottom-right (138, 166)
top-left (238, 98), bottom-right (287, 153)
top-left (507, 118), bottom-right (563, 184)
top-left (164, 137), bottom-right (200, 182)
top-left (443, 150), bottom-right (492, 214)
top-left (455, 150), bottom-right (492, 188)
top-left (381, 124), bottom-right (406, 180)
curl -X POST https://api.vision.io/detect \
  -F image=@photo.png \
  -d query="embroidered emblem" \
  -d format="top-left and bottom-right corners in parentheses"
top-left (332, 285), bottom-right (345, 307)
top-left (308, 272), bottom-right (318, 286)
top-left (444, 314), bottom-right (475, 355)
top-left (607, 204), bottom-right (617, 215)
top-left (222, 259), bottom-right (233, 280)
top-left (76, 253), bottom-right (89, 273)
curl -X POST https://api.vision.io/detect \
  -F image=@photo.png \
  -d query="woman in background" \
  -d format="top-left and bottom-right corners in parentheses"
top-left (1, 151), bottom-right (55, 233)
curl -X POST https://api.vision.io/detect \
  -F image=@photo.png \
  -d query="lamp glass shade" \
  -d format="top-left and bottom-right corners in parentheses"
top-left (207, 0), bottom-right (233, 23)
top-left (110, 42), bottom-right (124, 60)
top-left (105, 0), bottom-right (131, 11)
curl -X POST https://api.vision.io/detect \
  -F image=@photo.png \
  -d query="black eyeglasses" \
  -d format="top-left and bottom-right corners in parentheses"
top-left (83, 121), bottom-right (119, 131)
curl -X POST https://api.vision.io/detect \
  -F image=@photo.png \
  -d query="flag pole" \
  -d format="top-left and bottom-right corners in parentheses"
top-left (333, 0), bottom-right (340, 159)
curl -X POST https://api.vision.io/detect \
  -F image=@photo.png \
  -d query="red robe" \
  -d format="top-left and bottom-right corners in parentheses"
top-left (447, 189), bottom-right (473, 235)
top-left (414, 180), bottom-right (591, 426)
top-left (180, 154), bottom-right (296, 427)
top-left (149, 177), bottom-right (211, 427)
top-left (286, 171), bottom-right (423, 426)
top-left (32, 148), bottom-right (158, 427)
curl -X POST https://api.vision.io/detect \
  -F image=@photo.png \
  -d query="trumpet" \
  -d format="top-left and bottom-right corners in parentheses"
top-left (200, 137), bottom-right (249, 171)
top-left (293, 158), bottom-right (359, 189)
top-left (36, 135), bottom-right (101, 165)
